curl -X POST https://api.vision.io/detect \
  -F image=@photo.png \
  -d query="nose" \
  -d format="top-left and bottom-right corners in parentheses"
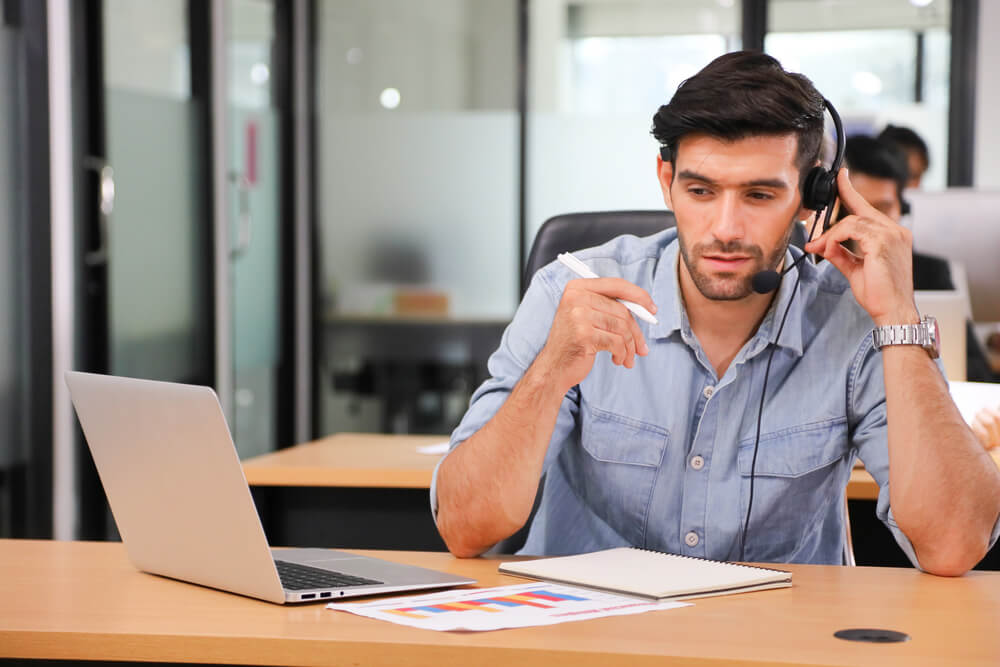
top-left (710, 192), bottom-right (745, 243)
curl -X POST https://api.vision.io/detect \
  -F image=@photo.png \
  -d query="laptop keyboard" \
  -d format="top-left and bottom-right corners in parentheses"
top-left (274, 560), bottom-right (384, 590)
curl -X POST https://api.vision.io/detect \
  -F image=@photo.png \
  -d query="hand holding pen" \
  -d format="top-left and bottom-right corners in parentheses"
top-left (557, 253), bottom-right (659, 325)
top-left (532, 252), bottom-right (659, 394)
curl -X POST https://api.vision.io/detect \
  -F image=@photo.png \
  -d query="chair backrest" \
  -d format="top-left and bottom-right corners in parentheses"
top-left (523, 211), bottom-right (676, 295)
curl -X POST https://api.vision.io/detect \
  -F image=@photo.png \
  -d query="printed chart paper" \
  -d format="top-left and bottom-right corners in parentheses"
top-left (327, 582), bottom-right (690, 632)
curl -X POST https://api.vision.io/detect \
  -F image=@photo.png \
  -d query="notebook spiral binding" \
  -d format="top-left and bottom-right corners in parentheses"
top-left (627, 547), bottom-right (789, 575)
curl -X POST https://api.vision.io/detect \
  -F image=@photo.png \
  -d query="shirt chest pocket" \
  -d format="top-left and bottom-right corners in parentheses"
top-left (565, 405), bottom-right (669, 545)
top-left (737, 418), bottom-right (850, 561)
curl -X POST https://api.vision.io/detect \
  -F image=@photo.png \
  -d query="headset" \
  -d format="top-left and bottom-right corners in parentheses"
top-left (750, 98), bottom-right (846, 294)
top-left (738, 98), bottom-right (846, 562)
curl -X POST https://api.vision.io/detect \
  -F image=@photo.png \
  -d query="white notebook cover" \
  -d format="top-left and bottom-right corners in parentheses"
top-left (499, 547), bottom-right (792, 601)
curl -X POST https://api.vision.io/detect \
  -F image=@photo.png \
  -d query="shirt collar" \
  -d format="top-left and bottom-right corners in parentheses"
top-left (646, 236), bottom-right (808, 358)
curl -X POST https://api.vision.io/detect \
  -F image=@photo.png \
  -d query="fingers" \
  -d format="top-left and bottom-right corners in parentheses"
top-left (833, 167), bottom-right (881, 219)
top-left (972, 407), bottom-right (1000, 450)
top-left (572, 277), bottom-right (658, 317)
top-left (558, 280), bottom-right (652, 369)
top-left (805, 211), bottom-right (911, 264)
top-left (811, 236), bottom-right (862, 282)
top-left (585, 292), bottom-right (650, 355)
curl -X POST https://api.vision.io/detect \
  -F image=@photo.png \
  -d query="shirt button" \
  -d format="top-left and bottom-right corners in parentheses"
top-left (685, 531), bottom-right (700, 547)
top-left (690, 455), bottom-right (705, 470)
top-left (703, 385), bottom-right (715, 399)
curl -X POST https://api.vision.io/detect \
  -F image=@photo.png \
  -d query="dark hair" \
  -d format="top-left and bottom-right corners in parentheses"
top-left (877, 124), bottom-right (929, 168)
top-left (844, 135), bottom-right (909, 195)
top-left (651, 51), bottom-right (826, 185)
top-left (844, 135), bottom-right (911, 214)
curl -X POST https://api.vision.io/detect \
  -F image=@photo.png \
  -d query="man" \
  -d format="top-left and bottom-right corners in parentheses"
top-left (878, 124), bottom-right (930, 189)
top-left (433, 52), bottom-right (1000, 575)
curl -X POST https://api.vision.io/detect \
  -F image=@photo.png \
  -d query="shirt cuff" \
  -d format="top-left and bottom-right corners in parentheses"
top-left (428, 445), bottom-right (457, 528)
top-left (883, 506), bottom-right (1000, 572)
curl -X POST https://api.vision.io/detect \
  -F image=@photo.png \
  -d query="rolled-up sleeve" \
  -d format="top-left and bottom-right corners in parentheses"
top-left (850, 335), bottom-right (1000, 570)
top-left (848, 334), bottom-right (924, 567)
top-left (429, 268), bottom-right (581, 524)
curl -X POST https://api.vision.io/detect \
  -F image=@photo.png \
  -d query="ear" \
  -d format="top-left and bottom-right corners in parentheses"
top-left (657, 154), bottom-right (674, 210)
top-left (796, 201), bottom-right (817, 234)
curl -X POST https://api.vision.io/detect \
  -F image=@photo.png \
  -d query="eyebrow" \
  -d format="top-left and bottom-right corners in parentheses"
top-left (676, 169), bottom-right (789, 189)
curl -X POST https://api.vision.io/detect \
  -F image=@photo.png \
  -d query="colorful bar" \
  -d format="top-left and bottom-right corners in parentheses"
top-left (383, 609), bottom-right (428, 619)
top-left (522, 590), bottom-right (589, 602)
top-left (493, 594), bottom-right (552, 608)
top-left (411, 606), bottom-right (453, 614)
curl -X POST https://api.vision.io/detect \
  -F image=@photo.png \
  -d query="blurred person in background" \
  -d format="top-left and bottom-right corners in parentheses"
top-left (878, 124), bottom-right (930, 189)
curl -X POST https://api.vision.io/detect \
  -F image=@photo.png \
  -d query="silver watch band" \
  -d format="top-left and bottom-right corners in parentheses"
top-left (872, 323), bottom-right (931, 349)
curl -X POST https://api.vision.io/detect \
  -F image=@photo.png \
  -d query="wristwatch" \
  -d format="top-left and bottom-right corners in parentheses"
top-left (871, 315), bottom-right (940, 359)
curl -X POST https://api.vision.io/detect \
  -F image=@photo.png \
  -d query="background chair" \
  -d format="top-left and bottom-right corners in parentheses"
top-left (522, 210), bottom-right (676, 295)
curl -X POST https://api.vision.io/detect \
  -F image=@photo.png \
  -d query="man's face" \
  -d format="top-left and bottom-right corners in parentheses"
top-left (903, 149), bottom-right (927, 189)
top-left (657, 133), bottom-right (805, 301)
top-left (846, 171), bottom-right (902, 222)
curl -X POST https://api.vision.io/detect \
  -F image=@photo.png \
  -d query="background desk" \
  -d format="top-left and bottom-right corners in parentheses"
top-left (244, 434), bottom-right (1000, 568)
top-left (3, 539), bottom-right (1000, 666)
top-left (244, 433), bottom-right (445, 550)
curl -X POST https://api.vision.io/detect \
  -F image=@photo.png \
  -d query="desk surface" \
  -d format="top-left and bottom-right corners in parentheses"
top-left (2, 539), bottom-right (1000, 666)
top-left (243, 433), bottom-right (444, 488)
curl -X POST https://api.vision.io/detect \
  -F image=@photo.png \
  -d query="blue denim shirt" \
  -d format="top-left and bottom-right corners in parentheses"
top-left (431, 229), bottom-right (991, 565)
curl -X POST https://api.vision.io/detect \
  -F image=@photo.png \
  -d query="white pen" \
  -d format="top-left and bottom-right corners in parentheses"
top-left (556, 252), bottom-right (659, 325)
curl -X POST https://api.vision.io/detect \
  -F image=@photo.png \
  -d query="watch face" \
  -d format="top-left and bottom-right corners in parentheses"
top-left (926, 316), bottom-right (941, 359)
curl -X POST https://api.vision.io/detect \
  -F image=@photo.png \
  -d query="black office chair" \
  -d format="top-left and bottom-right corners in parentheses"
top-left (522, 210), bottom-right (676, 295)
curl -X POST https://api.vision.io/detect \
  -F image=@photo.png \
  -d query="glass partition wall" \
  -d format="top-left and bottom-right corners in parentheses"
top-left (312, 0), bottom-right (958, 438)
top-left (226, 0), bottom-right (283, 459)
top-left (526, 0), bottom-right (739, 254)
top-left (766, 0), bottom-right (951, 189)
top-left (315, 0), bottom-right (519, 435)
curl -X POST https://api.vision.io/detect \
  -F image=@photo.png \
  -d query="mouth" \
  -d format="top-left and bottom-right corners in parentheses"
top-left (701, 254), bottom-right (752, 270)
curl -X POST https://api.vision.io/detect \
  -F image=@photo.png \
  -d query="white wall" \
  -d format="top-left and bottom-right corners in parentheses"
top-left (974, 1), bottom-right (1000, 188)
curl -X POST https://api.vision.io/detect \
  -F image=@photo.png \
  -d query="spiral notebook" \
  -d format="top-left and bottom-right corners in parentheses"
top-left (498, 548), bottom-right (792, 601)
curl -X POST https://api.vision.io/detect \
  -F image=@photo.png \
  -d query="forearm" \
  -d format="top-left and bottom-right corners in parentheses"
top-left (884, 346), bottom-right (1000, 575)
top-left (435, 358), bottom-right (569, 557)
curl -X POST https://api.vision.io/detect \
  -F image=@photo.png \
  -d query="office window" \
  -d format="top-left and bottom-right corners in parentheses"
top-left (766, 0), bottom-right (951, 188)
top-left (316, 0), bottom-right (518, 434)
top-left (527, 0), bottom-right (739, 253)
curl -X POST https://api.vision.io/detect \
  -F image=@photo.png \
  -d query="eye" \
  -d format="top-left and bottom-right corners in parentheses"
top-left (747, 191), bottom-right (775, 201)
top-left (688, 186), bottom-right (712, 197)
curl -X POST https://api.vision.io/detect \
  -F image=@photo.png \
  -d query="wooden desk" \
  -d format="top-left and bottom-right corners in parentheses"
top-left (243, 433), bottom-right (442, 488)
top-left (244, 434), bottom-right (447, 552)
top-left (3, 539), bottom-right (999, 666)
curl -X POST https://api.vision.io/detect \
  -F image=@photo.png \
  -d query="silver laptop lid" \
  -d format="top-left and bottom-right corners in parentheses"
top-left (65, 371), bottom-right (286, 603)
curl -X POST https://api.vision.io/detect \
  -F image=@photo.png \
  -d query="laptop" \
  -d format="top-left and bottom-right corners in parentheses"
top-left (65, 371), bottom-right (474, 604)
top-left (914, 290), bottom-right (968, 382)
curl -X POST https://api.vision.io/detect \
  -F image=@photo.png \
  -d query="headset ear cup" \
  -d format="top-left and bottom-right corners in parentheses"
top-left (802, 166), bottom-right (835, 211)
